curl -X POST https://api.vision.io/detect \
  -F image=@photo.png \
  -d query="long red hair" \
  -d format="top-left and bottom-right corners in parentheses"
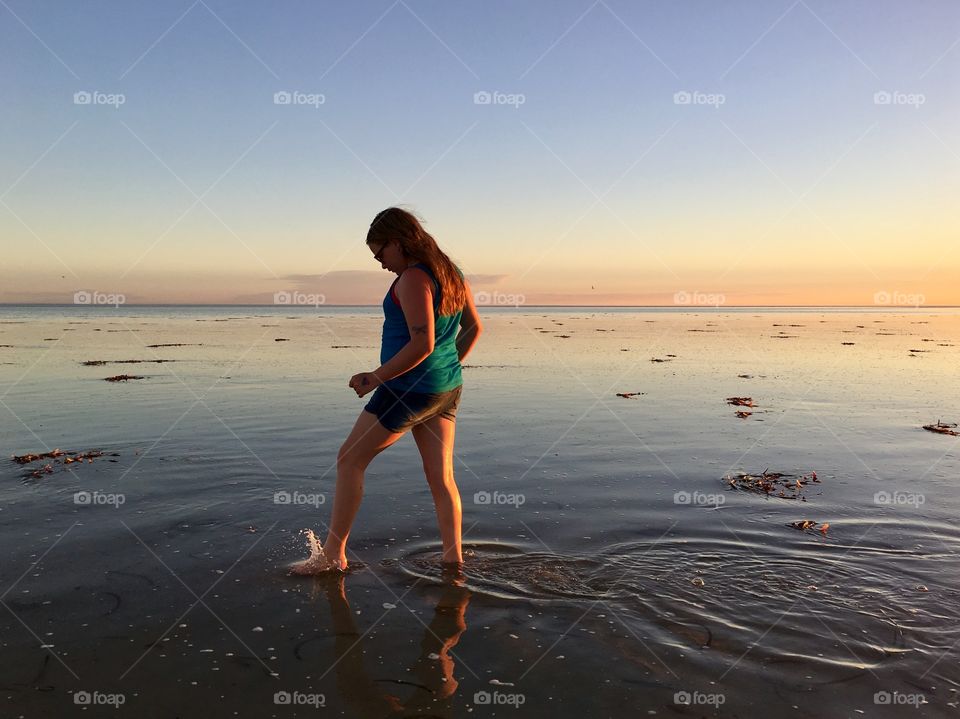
top-left (366, 207), bottom-right (466, 316)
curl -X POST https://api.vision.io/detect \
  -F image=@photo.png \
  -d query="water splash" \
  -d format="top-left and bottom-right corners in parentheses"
top-left (288, 529), bottom-right (344, 575)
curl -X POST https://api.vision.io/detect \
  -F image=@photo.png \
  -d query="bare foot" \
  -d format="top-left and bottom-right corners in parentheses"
top-left (288, 543), bottom-right (347, 576)
top-left (289, 554), bottom-right (346, 576)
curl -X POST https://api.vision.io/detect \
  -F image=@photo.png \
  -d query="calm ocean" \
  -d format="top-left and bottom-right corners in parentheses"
top-left (1, 305), bottom-right (958, 717)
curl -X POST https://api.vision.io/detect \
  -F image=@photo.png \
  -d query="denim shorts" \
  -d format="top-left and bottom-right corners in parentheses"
top-left (364, 384), bottom-right (463, 433)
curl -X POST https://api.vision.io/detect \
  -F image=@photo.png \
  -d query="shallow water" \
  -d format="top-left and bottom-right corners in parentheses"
top-left (1, 305), bottom-right (958, 717)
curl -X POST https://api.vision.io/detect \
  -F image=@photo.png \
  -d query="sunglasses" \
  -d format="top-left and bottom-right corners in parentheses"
top-left (372, 241), bottom-right (389, 263)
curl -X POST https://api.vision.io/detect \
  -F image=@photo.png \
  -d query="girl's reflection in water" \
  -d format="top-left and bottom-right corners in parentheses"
top-left (312, 565), bottom-right (472, 717)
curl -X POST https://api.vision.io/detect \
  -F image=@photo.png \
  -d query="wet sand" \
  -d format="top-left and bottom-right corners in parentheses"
top-left (1, 305), bottom-right (959, 717)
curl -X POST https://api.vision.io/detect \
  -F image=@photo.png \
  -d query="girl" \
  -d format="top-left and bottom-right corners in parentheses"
top-left (292, 207), bottom-right (482, 574)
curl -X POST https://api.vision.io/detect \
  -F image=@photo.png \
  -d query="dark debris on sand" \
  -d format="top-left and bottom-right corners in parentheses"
top-left (104, 374), bottom-right (145, 382)
top-left (12, 448), bottom-right (120, 480)
top-left (727, 397), bottom-right (763, 419)
top-left (923, 420), bottom-right (959, 437)
top-left (724, 469), bottom-right (820, 501)
top-left (82, 359), bottom-right (175, 366)
top-left (788, 519), bottom-right (830, 534)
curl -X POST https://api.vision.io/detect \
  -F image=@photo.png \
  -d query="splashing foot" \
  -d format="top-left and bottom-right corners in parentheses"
top-left (288, 529), bottom-right (347, 575)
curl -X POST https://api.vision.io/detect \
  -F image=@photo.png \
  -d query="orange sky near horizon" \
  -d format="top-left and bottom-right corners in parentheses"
top-left (3, 2), bottom-right (958, 307)
top-left (2, 262), bottom-right (955, 307)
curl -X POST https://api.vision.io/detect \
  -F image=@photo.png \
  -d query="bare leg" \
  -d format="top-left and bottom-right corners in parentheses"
top-left (411, 415), bottom-right (462, 564)
top-left (324, 410), bottom-right (405, 566)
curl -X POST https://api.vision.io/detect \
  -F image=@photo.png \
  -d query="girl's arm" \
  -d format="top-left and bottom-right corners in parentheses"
top-left (455, 280), bottom-right (483, 362)
top-left (372, 268), bottom-right (435, 384)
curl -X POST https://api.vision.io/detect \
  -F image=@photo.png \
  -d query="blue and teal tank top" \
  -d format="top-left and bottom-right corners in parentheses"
top-left (380, 262), bottom-right (463, 393)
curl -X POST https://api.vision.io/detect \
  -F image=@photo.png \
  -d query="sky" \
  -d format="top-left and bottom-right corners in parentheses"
top-left (1, 0), bottom-right (958, 306)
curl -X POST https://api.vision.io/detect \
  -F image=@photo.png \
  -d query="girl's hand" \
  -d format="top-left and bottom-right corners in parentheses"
top-left (348, 372), bottom-right (381, 398)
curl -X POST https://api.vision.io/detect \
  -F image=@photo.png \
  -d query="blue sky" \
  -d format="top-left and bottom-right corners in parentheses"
top-left (2, 1), bottom-right (958, 305)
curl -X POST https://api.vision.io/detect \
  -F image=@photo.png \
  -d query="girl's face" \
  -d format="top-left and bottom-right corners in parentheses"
top-left (370, 239), bottom-right (405, 274)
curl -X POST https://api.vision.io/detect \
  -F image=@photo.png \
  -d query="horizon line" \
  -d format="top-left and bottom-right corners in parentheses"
top-left (1, 303), bottom-right (957, 309)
